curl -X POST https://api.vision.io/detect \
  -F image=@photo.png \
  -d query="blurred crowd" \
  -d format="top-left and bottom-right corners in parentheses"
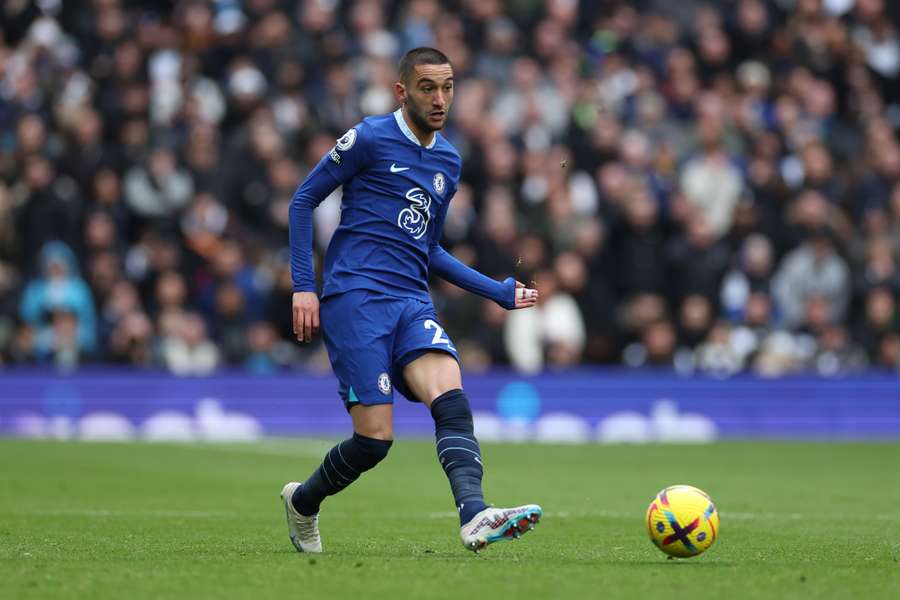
top-left (1, 0), bottom-right (900, 376)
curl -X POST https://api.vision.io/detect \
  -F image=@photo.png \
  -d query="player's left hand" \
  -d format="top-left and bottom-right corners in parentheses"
top-left (513, 280), bottom-right (538, 309)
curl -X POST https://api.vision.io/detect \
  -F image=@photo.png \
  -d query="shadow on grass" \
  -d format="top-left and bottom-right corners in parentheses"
top-left (608, 559), bottom-right (737, 567)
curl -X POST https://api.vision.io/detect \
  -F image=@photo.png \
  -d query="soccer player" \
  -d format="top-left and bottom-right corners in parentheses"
top-left (282, 47), bottom-right (541, 553)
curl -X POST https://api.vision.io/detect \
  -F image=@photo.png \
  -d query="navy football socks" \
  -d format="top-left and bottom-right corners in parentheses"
top-left (292, 432), bottom-right (393, 516)
top-left (431, 389), bottom-right (488, 525)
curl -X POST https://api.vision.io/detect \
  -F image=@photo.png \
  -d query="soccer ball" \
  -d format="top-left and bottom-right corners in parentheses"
top-left (646, 485), bottom-right (719, 558)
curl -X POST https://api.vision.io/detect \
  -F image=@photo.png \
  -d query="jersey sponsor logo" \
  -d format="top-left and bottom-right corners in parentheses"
top-left (378, 372), bottom-right (391, 395)
top-left (335, 128), bottom-right (357, 151)
top-left (397, 187), bottom-right (432, 239)
top-left (329, 148), bottom-right (341, 164)
top-left (433, 172), bottom-right (445, 195)
top-left (390, 163), bottom-right (410, 173)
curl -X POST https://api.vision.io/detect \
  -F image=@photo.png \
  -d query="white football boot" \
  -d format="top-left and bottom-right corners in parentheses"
top-left (280, 482), bottom-right (323, 553)
top-left (460, 504), bottom-right (542, 552)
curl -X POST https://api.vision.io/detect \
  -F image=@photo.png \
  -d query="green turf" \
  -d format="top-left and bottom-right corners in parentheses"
top-left (1, 439), bottom-right (898, 599)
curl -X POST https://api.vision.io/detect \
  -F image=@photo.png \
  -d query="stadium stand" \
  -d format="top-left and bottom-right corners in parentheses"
top-left (1, 0), bottom-right (899, 375)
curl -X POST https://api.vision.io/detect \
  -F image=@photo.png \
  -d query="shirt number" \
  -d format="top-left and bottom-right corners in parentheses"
top-left (424, 319), bottom-right (455, 350)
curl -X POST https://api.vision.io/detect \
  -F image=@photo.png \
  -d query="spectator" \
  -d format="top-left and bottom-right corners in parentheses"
top-left (153, 270), bottom-right (189, 317)
top-left (694, 321), bottom-right (746, 377)
top-left (124, 147), bottom-right (194, 220)
top-left (0, 184), bottom-right (17, 262)
top-left (34, 309), bottom-right (83, 370)
top-left (679, 99), bottom-right (745, 238)
top-left (0, 262), bottom-right (21, 363)
top-left (59, 109), bottom-right (114, 197)
top-left (160, 311), bottom-right (220, 375)
top-left (854, 286), bottom-right (899, 359)
top-left (19, 242), bottom-right (97, 357)
top-left (666, 217), bottom-right (731, 303)
top-left (678, 295), bottom-right (714, 349)
top-left (15, 156), bottom-right (83, 270)
top-left (107, 310), bottom-right (155, 367)
top-left (245, 321), bottom-right (292, 374)
top-left (197, 239), bottom-right (267, 322)
top-left (624, 319), bottom-right (678, 368)
top-left (810, 324), bottom-right (868, 376)
top-left (854, 236), bottom-right (900, 298)
top-left (467, 299), bottom-right (510, 369)
top-left (771, 230), bottom-right (850, 330)
top-left (720, 233), bottom-right (776, 321)
top-left (608, 183), bottom-right (667, 297)
top-left (504, 269), bottom-right (585, 373)
top-left (213, 281), bottom-right (249, 365)
top-left (98, 279), bottom-right (142, 358)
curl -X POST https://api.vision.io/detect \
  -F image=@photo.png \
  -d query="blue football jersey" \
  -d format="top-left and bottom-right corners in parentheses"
top-left (316, 109), bottom-right (462, 301)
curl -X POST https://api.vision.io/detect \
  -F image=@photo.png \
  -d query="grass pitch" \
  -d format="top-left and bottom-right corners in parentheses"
top-left (1, 439), bottom-right (898, 599)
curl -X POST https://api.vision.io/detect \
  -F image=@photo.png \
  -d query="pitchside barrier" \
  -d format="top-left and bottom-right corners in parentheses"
top-left (1, 369), bottom-right (898, 442)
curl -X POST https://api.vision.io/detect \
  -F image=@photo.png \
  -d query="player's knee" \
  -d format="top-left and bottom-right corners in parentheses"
top-left (414, 370), bottom-right (461, 405)
top-left (423, 381), bottom-right (460, 404)
top-left (352, 432), bottom-right (393, 468)
top-left (354, 421), bottom-right (393, 441)
top-left (350, 403), bottom-right (393, 440)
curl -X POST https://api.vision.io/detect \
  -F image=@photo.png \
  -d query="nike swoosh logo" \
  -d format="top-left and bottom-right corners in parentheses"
top-left (390, 163), bottom-right (410, 173)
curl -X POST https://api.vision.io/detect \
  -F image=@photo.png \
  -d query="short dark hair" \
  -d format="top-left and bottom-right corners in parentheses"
top-left (398, 47), bottom-right (451, 84)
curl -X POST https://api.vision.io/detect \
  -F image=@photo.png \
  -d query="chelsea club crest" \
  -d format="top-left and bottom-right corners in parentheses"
top-left (378, 373), bottom-right (391, 395)
top-left (433, 172), bottom-right (445, 195)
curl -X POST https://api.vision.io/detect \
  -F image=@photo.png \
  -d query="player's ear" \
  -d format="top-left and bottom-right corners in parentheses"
top-left (394, 81), bottom-right (407, 104)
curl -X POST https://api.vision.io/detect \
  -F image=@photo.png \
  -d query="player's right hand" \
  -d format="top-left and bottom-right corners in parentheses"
top-left (292, 292), bottom-right (320, 343)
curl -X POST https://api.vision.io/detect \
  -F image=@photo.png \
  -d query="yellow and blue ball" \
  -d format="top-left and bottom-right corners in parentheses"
top-left (646, 484), bottom-right (719, 558)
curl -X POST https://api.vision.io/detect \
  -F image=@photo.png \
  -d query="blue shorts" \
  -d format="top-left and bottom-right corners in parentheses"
top-left (320, 289), bottom-right (460, 410)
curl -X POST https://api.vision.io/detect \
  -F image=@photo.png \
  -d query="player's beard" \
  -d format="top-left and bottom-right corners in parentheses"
top-left (405, 98), bottom-right (445, 133)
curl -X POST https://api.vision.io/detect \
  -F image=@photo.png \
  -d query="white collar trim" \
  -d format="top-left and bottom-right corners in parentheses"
top-left (394, 108), bottom-right (437, 149)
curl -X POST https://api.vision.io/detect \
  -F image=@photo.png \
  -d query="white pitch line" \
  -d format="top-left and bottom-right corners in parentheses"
top-left (16, 509), bottom-right (238, 518)
top-left (171, 440), bottom-right (337, 459)
top-left (722, 511), bottom-right (900, 522)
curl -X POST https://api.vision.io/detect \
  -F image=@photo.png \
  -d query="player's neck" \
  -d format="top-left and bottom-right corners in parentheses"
top-left (400, 106), bottom-right (437, 147)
